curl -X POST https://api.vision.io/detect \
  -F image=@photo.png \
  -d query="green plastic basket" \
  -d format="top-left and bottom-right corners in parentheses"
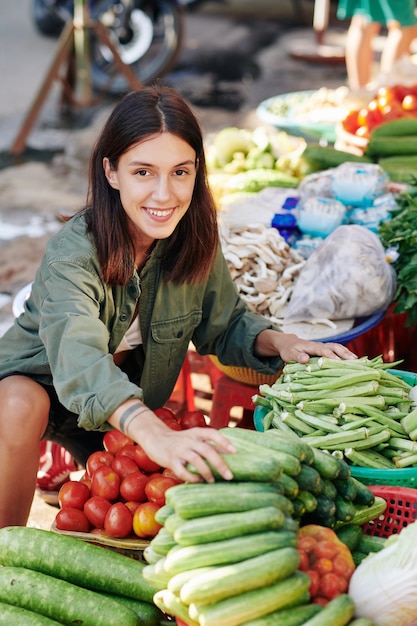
top-left (254, 368), bottom-right (417, 487)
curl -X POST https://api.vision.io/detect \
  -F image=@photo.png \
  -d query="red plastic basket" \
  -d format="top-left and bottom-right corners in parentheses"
top-left (361, 485), bottom-right (417, 538)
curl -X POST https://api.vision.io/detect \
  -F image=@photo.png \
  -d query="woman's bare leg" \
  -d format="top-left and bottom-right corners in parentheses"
top-left (380, 22), bottom-right (417, 74)
top-left (0, 376), bottom-right (50, 527)
top-left (345, 15), bottom-right (381, 89)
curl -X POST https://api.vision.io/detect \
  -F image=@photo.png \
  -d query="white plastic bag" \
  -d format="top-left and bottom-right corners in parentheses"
top-left (283, 224), bottom-right (396, 323)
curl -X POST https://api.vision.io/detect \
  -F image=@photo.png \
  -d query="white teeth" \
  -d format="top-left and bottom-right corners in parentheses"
top-left (147, 208), bottom-right (172, 217)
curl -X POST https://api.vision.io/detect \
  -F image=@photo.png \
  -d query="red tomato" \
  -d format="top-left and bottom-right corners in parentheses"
top-left (342, 109), bottom-right (359, 134)
top-left (104, 502), bottom-right (133, 538)
top-left (83, 495), bottom-right (112, 528)
top-left (161, 467), bottom-right (182, 483)
top-left (120, 472), bottom-right (149, 502)
top-left (320, 572), bottom-right (345, 600)
top-left (132, 501), bottom-right (162, 538)
top-left (58, 480), bottom-right (90, 510)
top-left (124, 500), bottom-right (141, 515)
top-left (145, 475), bottom-right (178, 507)
top-left (55, 508), bottom-right (91, 533)
top-left (314, 539), bottom-right (339, 560)
top-left (90, 465), bottom-right (121, 501)
top-left (112, 455), bottom-right (140, 480)
top-left (133, 445), bottom-right (162, 473)
top-left (312, 557), bottom-right (333, 575)
top-left (306, 569), bottom-right (320, 598)
top-left (116, 444), bottom-right (137, 460)
top-left (154, 407), bottom-right (182, 430)
top-left (402, 93), bottom-right (417, 112)
top-left (179, 410), bottom-right (208, 429)
top-left (86, 450), bottom-right (114, 477)
top-left (297, 549), bottom-right (310, 571)
top-left (103, 430), bottom-right (134, 455)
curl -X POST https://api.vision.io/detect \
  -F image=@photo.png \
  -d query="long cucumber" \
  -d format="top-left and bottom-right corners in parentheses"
top-left (179, 546), bottom-right (300, 605)
top-left (99, 593), bottom-right (163, 625)
top-left (0, 566), bottom-right (139, 626)
top-left (240, 603), bottom-right (322, 625)
top-left (0, 526), bottom-right (156, 602)
top-left (301, 593), bottom-right (355, 626)
top-left (173, 505), bottom-right (286, 546)
top-left (0, 601), bottom-right (63, 625)
top-left (163, 530), bottom-right (297, 575)
top-left (188, 571), bottom-right (310, 626)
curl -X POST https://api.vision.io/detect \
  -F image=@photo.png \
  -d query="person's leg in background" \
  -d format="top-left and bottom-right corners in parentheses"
top-left (344, 14), bottom-right (381, 89)
top-left (380, 21), bottom-right (417, 74)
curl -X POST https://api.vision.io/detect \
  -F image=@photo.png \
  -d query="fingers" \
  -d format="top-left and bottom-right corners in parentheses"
top-left (164, 428), bottom-right (235, 484)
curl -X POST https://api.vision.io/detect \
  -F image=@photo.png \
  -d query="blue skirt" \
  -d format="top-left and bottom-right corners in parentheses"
top-left (337, 0), bottom-right (417, 26)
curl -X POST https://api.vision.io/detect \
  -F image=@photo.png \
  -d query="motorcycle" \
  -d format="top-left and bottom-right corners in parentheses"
top-left (32, 0), bottom-right (209, 95)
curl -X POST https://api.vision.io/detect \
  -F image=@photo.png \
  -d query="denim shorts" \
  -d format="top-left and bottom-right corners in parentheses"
top-left (41, 384), bottom-right (105, 467)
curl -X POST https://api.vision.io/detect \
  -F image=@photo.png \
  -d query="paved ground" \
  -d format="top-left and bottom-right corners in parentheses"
top-left (0, 0), bottom-right (352, 529)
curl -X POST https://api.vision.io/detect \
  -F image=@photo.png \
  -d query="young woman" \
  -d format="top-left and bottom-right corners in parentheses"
top-left (0, 85), bottom-right (356, 527)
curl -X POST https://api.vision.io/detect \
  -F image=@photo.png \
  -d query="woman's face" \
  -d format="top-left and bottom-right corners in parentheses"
top-left (103, 132), bottom-right (197, 248)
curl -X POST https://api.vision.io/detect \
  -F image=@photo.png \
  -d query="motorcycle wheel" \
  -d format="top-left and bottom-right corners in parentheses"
top-left (32, 0), bottom-right (72, 37)
top-left (89, 0), bottom-right (185, 95)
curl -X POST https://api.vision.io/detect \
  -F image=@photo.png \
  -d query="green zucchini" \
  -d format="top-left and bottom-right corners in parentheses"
top-left (370, 117), bottom-right (417, 137)
top-left (311, 494), bottom-right (336, 522)
top-left (0, 602), bottom-right (63, 625)
top-left (166, 482), bottom-right (287, 519)
top-left (335, 523), bottom-right (363, 552)
top-left (351, 476), bottom-right (375, 506)
top-left (337, 495), bottom-right (387, 527)
top-left (335, 494), bottom-right (356, 523)
top-left (334, 477), bottom-right (358, 501)
top-left (0, 526), bottom-right (156, 603)
top-left (311, 447), bottom-right (343, 480)
top-left (302, 145), bottom-right (371, 169)
top-left (240, 603), bottom-right (322, 625)
top-left (274, 472), bottom-right (299, 498)
top-left (100, 593), bottom-right (163, 626)
top-left (0, 566), bottom-right (139, 626)
top-left (295, 490), bottom-right (318, 513)
top-left (163, 530), bottom-right (297, 575)
top-left (366, 135), bottom-right (417, 157)
top-left (321, 478), bottom-right (338, 501)
top-left (358, 533), bottom-right (386, 554)
top-left (300, 593), bottom-right (355, 626)
top-left (188, 571), bottom-right (311, 626)
top-left (173, 505), bottom-right (286, 546)
top-left (295, 464), bottom-right (323, 494)
top-left (180, 546), bottom-right (300, 606)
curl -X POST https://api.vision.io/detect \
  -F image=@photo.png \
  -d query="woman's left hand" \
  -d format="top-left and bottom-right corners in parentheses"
top-left (255, 329), bottom-right (358, 364)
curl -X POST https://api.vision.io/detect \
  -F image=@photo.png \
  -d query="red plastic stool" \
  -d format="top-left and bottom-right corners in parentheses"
top-left (210, 375), bottom-right (257, 429)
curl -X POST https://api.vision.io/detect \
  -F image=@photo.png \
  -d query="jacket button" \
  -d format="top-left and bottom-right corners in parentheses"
top-left (120, 313), bottom-right (128, 322)
top-left (177, 330), bottom-right (183, 338)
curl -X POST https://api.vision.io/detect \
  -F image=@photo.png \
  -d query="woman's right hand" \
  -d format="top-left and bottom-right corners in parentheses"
top-left (107, 399), bottom-right (236, 483)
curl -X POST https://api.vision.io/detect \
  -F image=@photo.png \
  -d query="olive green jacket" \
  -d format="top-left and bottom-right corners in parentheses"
top-left (0, 212), bottom-right (283, 431)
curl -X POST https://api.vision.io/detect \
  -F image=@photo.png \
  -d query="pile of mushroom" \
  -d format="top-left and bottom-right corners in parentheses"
top-left (219, 222), bottom-right (305, 324)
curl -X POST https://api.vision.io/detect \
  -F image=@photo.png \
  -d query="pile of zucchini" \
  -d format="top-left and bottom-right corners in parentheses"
top-left (142, 427), bottom-right (385, 626)
top-left (0, 526), bottom-right (163, 625)
top-left (302, 118), bottom-right (417, 183)
top-left (255, 355), bottom-right (417, 470)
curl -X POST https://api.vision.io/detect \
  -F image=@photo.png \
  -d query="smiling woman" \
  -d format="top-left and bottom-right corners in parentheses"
top-left (0, 84), bottom-right (356, 529)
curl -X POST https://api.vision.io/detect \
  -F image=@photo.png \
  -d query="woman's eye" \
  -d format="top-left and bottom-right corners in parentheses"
top-left (175, 169), bottom-right (187, 176)
top-left (136, 169), bottom-right (149, 176)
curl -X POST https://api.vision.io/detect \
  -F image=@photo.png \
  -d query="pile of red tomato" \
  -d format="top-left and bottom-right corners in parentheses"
top-left (54, 407), bottom-right (208, 540)
top-left (296, 525), bottom-right (355, 607)
top-left (342, 83), bottom-right (417, 138)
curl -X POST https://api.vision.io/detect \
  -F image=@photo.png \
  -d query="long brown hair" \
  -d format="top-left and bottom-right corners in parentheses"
top-left (85, 84), bottom-right (219, 285)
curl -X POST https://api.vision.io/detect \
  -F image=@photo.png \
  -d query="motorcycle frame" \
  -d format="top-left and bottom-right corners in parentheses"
top-left (10, 0), bottom-right (144, 156)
